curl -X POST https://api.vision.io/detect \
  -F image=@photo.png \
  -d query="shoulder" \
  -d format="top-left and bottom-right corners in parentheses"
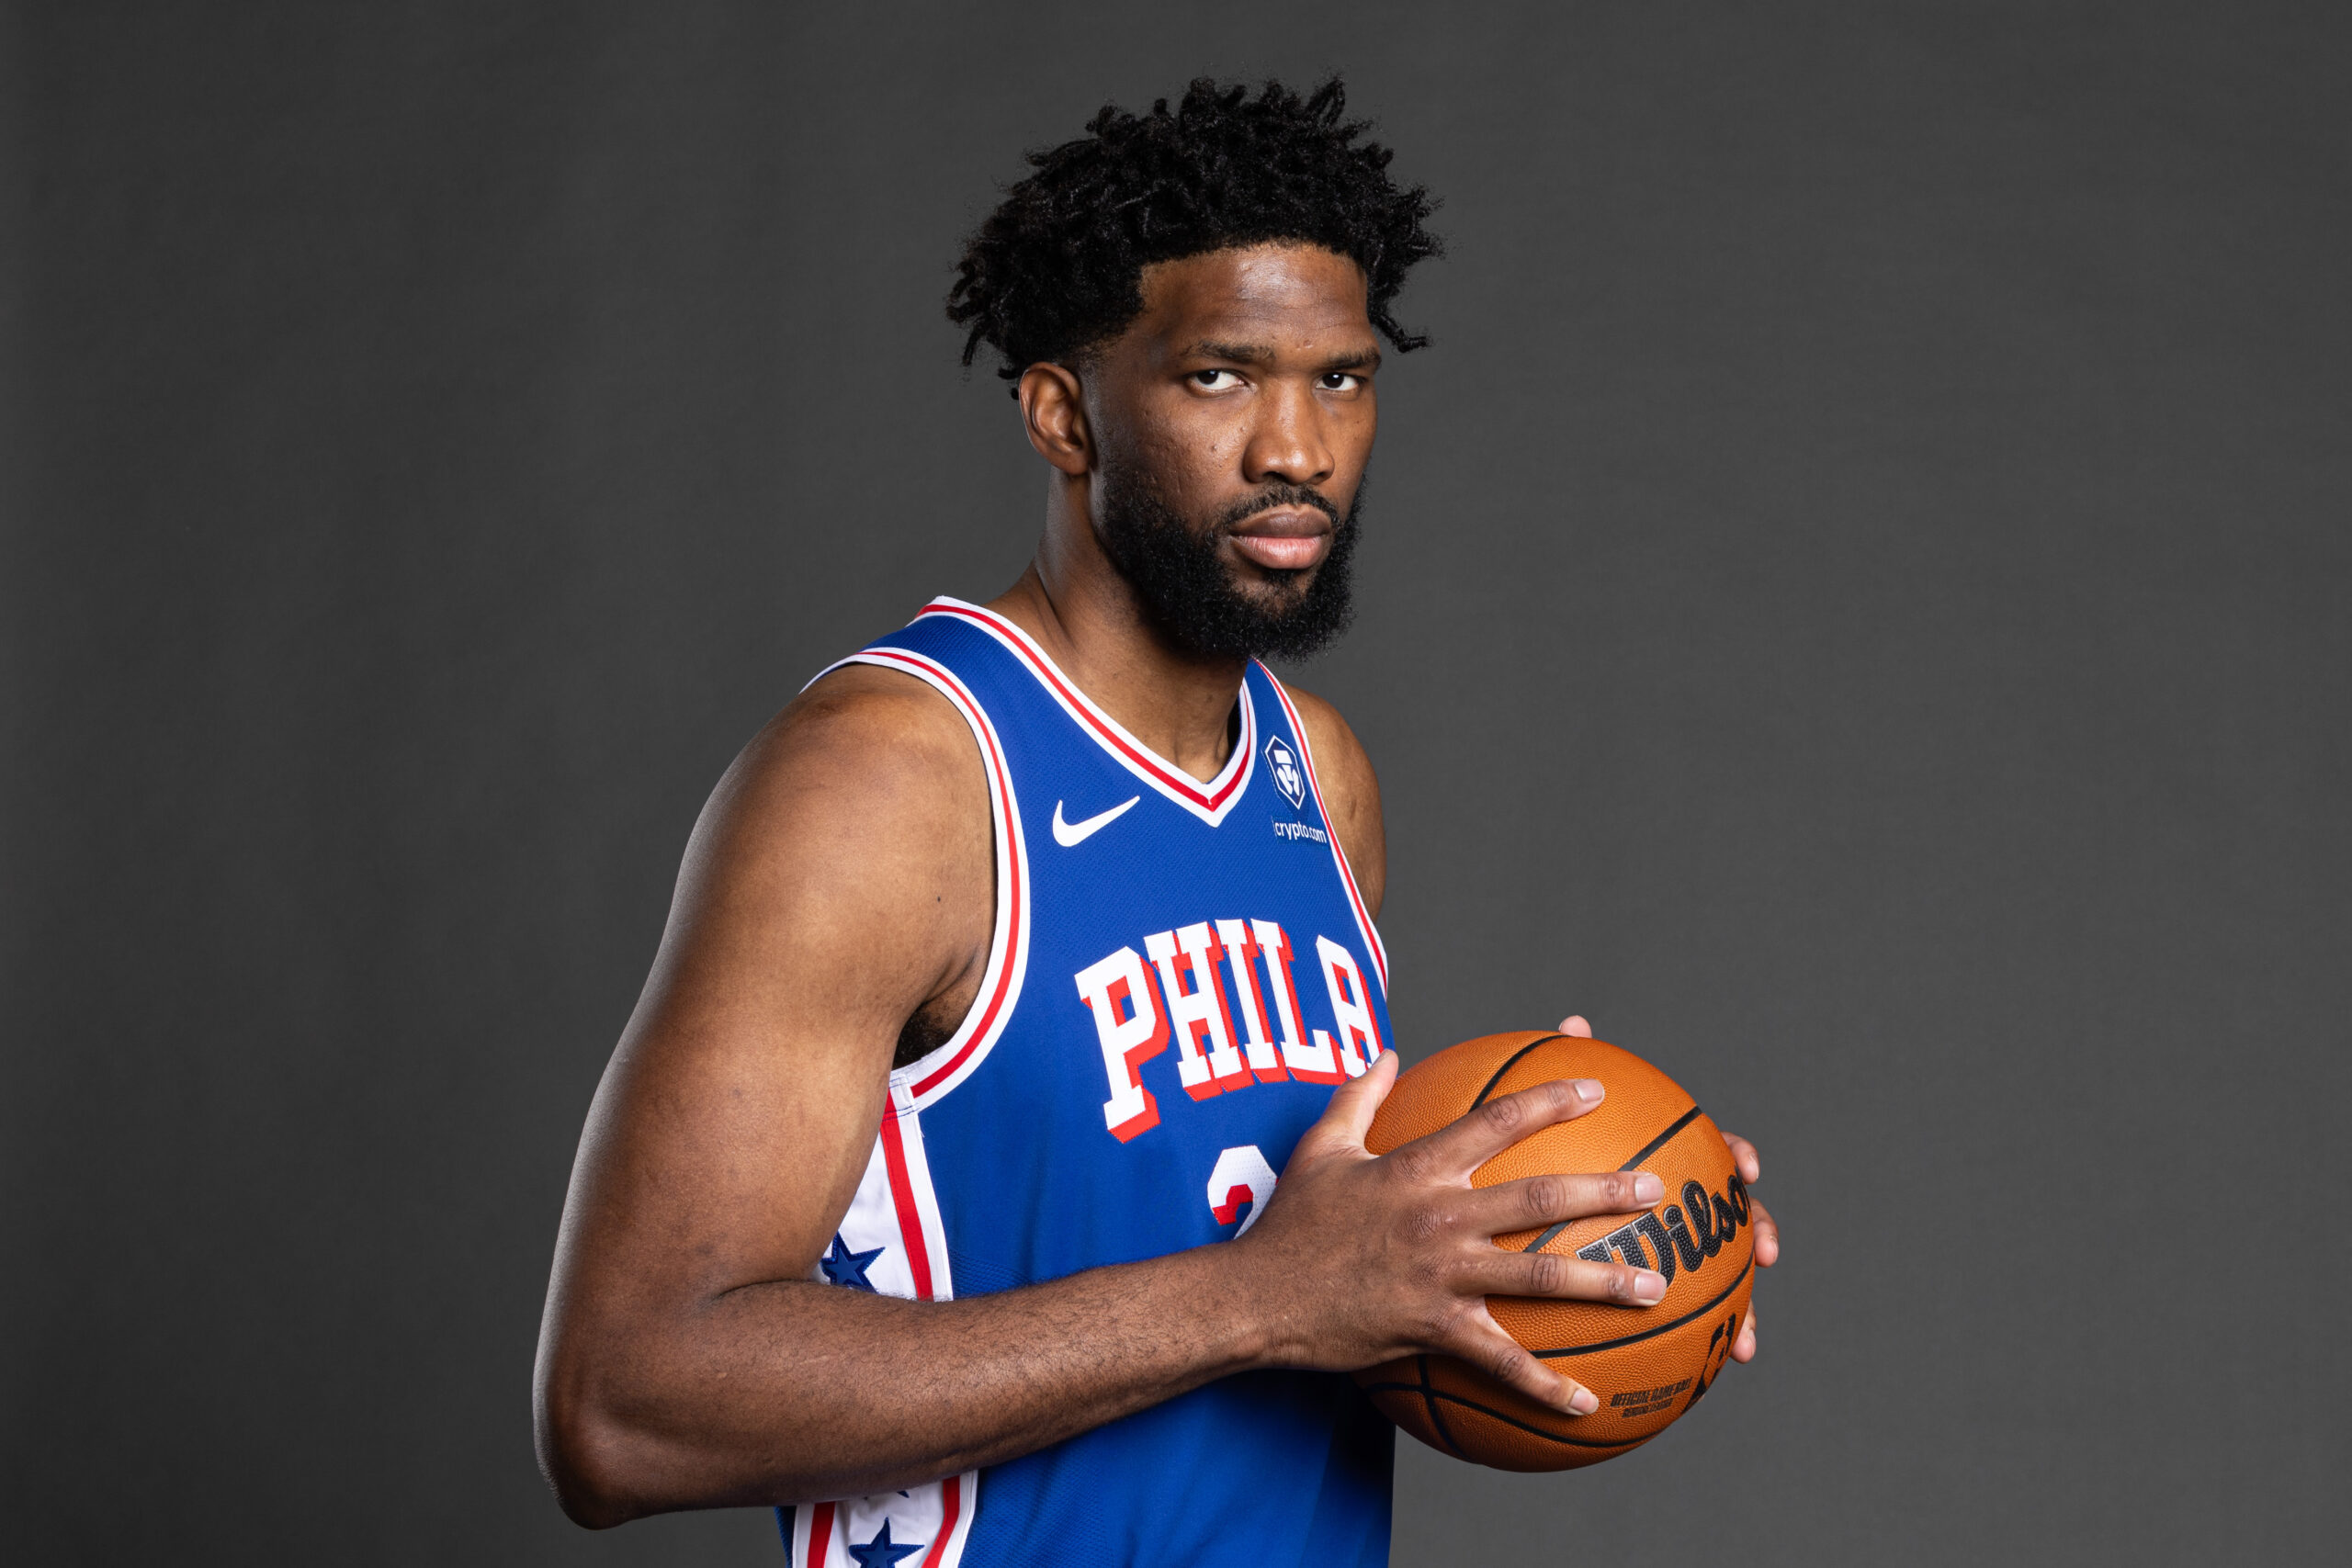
top-left (1279, 682), bottom-right (1374, 789)
top-left (1268, 678), bottom-right (1386, 919)
top-left (681, 660), bottom-right (990, 915)
top-left (740, 661), bottom-right (981, 809)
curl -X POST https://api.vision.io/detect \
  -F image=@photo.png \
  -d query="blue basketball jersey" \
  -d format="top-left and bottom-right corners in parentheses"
top-left (779, 598), bottom-right (1396, 1568)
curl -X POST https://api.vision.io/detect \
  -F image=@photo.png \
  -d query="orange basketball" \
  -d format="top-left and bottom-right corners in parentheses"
top-left (1354, 1031), bottom-right (1757, 1471)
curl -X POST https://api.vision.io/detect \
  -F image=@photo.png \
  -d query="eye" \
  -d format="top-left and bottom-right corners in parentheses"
top-left (1318, 372), bottom-right (1363, 392)
top-left (1190, 369), bottom-right (1242, 390)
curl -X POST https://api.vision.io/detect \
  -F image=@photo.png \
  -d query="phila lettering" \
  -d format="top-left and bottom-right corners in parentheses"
top-left (1073, 919), bottom-right (1384, 1142)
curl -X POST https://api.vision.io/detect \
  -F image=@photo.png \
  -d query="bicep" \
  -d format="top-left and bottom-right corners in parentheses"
top-left (555, 677), bottom-right (991, 1313)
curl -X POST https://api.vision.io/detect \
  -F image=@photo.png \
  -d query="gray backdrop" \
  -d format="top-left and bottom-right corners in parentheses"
top-left (5, 3), bottom-right (2346, 1562)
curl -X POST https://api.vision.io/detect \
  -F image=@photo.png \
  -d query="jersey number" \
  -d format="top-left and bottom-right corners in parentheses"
top-left (1205, 1145), bottom-right (1277, 1235)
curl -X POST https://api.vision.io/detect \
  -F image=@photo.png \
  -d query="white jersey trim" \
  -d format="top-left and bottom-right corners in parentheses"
top-left (916, 597), bottom-right (1258, 828)
top-left (792, 1472), bottom-right (977, 1568)
top-left (807, 647), bottom-right (1032, 1111)
top-left (1259, 667), bottom-right (1389, 995)
top-left (794, 1099), bottom-right (976, 1565)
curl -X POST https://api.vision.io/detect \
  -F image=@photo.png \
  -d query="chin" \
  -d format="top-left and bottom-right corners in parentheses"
top-left (1226, 558), bottom-right (1317, 595)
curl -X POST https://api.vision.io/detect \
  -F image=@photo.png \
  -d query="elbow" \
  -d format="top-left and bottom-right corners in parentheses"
top-left (535, 1362), bottom-right (648, 1530)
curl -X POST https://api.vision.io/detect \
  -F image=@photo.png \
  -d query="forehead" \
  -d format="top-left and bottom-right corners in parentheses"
top-left (1127, 243), bottom-right (1373, 352)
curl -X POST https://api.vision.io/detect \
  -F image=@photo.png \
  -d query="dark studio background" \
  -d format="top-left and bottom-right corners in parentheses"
top-left (5, 2), bottom-right (2347, 1562)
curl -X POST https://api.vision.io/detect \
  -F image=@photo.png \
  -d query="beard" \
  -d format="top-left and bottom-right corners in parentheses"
top-left (1092, 460), bottom-right (1363, 661)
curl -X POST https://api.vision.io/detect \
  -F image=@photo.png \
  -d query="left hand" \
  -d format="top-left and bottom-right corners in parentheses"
top-left (1558, 1015), bottom-right (1778, 1364)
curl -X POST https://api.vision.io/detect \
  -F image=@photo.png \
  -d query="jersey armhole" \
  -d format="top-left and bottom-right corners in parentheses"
top-left (806, 649), bottom-right (1033, 1108)
top-left (1254, 664), bottom-right (1390, 996)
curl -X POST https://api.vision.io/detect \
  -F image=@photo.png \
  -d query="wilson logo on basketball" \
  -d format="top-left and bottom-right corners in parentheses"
top-left (1574, 1172), bottom-right (1751, 1284)
top-left (1353, 1033), bottom-right (1758, 1472)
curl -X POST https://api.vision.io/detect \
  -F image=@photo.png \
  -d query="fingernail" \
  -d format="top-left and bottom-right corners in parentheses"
top-left (1632, 1173), bottom-right (1664, 1204)
top-left (1568, 1387), bottom-right (1598, 1416)
top-left (1573, 1078), bottom-right (1604, 1103)
top-left (1634, 1270), bottom-right (1667, 1303)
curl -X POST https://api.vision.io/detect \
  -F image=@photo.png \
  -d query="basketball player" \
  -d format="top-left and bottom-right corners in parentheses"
top-left (536, 80), bottom-right (1777, 1565)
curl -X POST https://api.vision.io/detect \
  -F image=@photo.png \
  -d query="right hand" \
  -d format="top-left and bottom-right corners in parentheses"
top-left (1233, 1051), bottom-right (1668, 1417)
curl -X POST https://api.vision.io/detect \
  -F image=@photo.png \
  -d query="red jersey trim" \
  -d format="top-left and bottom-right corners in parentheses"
top-left (797, 1473), bottom-right (972, 1567)
top-left (793, 1096), bottom-right (976, 1567)
top-left (1260, 667), bottom-right (1389, 995)
top-left (876, 1109), bottom-right (935, 1301)
top-left (812, 647), bottom-right (1032, 1110)
top-left (916, 598), bottom-right (1256, 827)
top-left (921, 1474), bottom-right (965, 1566)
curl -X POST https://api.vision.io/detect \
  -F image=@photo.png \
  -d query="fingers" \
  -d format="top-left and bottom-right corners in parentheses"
top-left (1747, 1194), bottom-right (1779, 1269)
top-left (1307, 1050), bottom-right (1398, 1153)
top-left (1555, 1014), bottom-right (1593, 1037)
top-left (1403, 1076), bottom-right (1605, 1179)
top-left (1464, 1245), bottom-right (1668, 1308)
top-left (1449, 1303), bottom-right (1600, 1416)
top-left (1730, 1304), bottom-right (1758, 1363)
top-left (1721, 1129), bottom-right (1761, 1183)
top-left (1721, 1132), bottom-right (1775, 1266)
top-left (1471, 1168), bottom-right (1662, 1236)
top-left (1721, 1131), bottom-right (1774, 1267)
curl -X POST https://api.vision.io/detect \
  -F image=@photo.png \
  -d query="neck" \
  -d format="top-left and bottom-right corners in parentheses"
top-left (986, 473), bottom-right (1248, 785)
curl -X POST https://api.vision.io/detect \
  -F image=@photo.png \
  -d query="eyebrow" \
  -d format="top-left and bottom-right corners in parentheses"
top-left (1188, 339), bottom-right (1276, 365)
top-left (1185, 340), bottom-right (1384, 372)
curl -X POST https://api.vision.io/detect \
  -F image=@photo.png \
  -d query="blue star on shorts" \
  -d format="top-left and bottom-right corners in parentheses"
top-left (820, 1233), bottom-right (885, 1291)
top-left (846, 1518), bottom-right (924, 1566)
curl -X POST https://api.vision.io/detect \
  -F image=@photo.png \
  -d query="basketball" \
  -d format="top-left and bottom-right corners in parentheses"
top-left (1354, 1032), bottom-right (1757, 1471)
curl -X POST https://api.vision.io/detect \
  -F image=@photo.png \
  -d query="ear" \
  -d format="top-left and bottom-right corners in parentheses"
top-left (1018, 363), bottom-right (1093, 477)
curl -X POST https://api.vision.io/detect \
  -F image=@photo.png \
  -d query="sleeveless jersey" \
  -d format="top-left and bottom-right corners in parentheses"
top-left (779, 598), bottom-right (1395, 1568)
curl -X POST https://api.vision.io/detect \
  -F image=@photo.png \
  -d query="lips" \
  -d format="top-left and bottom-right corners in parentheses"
top-left (1227, 506), bottom-right (1333, 571)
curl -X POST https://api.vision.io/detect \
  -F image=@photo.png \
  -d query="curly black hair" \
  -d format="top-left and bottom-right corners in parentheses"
top-left (947, 77), bottom-right (1442, 392)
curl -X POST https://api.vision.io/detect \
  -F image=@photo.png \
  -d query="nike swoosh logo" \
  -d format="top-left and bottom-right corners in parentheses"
top-left (1052, 795), bottom-right (1141, 848)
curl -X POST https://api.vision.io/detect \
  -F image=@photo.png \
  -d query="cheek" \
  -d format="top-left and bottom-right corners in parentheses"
top-left (1335, 397), bottom-right (1376, 465)
top-left (1136, 411), bottom-right (1245, 502)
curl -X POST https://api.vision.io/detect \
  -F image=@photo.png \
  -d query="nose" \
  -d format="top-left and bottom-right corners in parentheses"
top-left (1242, 379), bottom-right (1334, 488)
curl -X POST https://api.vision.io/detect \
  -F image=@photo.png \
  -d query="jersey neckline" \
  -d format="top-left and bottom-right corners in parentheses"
top-left (917, 597), bottom-right (1257, 828)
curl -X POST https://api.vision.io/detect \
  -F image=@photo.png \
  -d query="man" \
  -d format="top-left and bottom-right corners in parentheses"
top-left (535, 79), bottom-right (1776, 1566)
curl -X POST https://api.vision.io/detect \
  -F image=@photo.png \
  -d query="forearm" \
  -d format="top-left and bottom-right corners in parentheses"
top-left (539, 1243), bottom-right (1274, 1526)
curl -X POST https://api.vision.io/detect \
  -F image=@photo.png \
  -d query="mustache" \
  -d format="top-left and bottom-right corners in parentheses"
top-left (1214, 483), bottom-right (1345, 532)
